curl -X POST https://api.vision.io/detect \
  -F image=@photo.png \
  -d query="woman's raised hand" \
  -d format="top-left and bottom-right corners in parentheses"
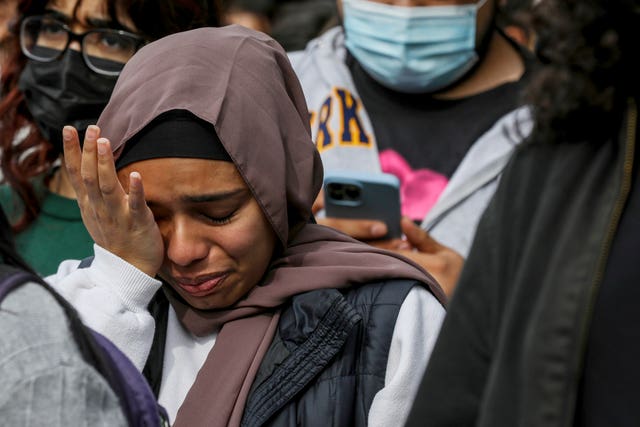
top-left (62, 125), bottom-right (164, 277)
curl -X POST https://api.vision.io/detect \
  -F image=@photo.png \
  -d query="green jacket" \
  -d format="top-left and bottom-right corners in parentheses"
top-left (0, 176), bottom-right (93, 276)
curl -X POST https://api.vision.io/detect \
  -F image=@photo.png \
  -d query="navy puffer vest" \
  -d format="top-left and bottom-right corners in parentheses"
top-left (144, 279), bottom-right (420, 427)
top-left (244, 279), bottom-right (418, 427)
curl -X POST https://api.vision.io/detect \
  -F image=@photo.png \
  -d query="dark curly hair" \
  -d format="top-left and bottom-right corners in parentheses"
top-left (0, 0), bottom-right (221, 233)
top-left (524, 0), bottom-right (640, 144)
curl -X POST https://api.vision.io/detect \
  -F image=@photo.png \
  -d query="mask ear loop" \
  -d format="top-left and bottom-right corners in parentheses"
top-left (466, 0), bottom-right (497, 84)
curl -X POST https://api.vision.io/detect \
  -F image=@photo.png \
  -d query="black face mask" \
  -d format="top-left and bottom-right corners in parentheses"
top-left (18, 49), bottom-right (117, 156)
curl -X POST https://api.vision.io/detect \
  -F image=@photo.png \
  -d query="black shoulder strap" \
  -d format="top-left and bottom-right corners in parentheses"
top-left (0, 264), bottom-right (36, 302)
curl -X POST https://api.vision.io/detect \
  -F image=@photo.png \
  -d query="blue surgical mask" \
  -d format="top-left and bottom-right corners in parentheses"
top-left (342, 0), bottom-right (487, 93)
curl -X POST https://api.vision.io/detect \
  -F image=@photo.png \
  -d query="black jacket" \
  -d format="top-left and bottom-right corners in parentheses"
top-left (406, 100), bottom-right (638, 427)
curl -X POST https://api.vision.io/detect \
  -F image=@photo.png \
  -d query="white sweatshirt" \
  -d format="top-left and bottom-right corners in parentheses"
top-left (47, 244), bottom-right (445, 426)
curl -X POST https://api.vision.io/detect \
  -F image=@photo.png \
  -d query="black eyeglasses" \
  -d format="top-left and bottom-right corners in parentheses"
top-left (20, 15), bottom-right (146, 76)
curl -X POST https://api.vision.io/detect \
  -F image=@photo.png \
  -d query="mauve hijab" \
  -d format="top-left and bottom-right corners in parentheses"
top-left (96, 26), bottom-right (445, 427)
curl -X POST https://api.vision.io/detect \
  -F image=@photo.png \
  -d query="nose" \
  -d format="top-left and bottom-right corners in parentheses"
top-left (163, 218), bottom-right (210, 268)
top-left (68, 40), bottom-right (82, 52)
top-left (68, 22), bottom-right (88, 52)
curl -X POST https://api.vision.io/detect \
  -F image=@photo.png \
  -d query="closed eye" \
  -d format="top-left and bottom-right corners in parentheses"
top-left (200, 211), bottom-right (236, 225)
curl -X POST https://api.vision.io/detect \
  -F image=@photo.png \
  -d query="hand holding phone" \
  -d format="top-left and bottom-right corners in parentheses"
top-left (323, 171), bottom-right (401, 240)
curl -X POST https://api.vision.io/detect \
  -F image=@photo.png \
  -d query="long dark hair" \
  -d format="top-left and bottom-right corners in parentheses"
top-left (524, 0), bottom-right (640, 144)
top-left (0, 205), bottom-right (33, 271)
top-left (0, 0), bottom-right (222, 233)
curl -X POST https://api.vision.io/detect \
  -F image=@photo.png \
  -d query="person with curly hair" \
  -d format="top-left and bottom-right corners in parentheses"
top-left (404, 0), bottom-right (640, 425)
top-left (0, 0), bottom-right (221, 276)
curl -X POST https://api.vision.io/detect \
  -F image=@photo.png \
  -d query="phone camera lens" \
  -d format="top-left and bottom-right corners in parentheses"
top-left (344, 185), bottom-right (361, 201)
top-left (327, 183), bottom-right (345, 200)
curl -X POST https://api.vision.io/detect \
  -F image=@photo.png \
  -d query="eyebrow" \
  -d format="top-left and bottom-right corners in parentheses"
top-left (44, 8), bottom-right (136, 33)
top-left (182, 188), bottom-right (249, 204)
top-left (44, 9), bottom-right (71, 24)
top-left (86, 17), bottom-right (135, 33)
top-left (146, 188), bottom-right (249, 209)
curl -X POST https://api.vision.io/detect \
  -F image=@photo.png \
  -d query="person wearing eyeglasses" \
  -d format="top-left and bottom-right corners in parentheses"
top-left (0, 0), bottom-right (222, 276)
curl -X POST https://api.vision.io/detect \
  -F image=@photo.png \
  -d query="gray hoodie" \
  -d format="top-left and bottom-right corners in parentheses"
top-left (0, 283), bottom-right (126, 426)
top-left (289, 27), bottom-right (532, 257)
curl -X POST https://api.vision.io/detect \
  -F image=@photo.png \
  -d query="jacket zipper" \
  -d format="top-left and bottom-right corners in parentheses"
top-left (567, 98), bottom-right (637, 426)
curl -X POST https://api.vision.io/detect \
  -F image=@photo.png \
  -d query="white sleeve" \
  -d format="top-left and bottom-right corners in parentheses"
top-left (367, 286), bottom-right (446, 427)
top-left (46, 244), bottom-right (162, 371)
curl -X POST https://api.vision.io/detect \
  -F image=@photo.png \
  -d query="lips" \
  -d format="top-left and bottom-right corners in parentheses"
top-left (176, 273), bottom-right (229, 297)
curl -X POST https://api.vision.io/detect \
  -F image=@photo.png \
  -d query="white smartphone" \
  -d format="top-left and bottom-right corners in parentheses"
top-left (323, 171), bottom-right (402, 239)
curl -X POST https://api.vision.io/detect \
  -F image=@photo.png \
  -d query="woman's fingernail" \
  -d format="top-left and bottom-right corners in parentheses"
top-left (62, 127), bottom-right (72, 141)
top-left (86, 126), bottom-right (98, 140)
top-left (97, 138), bottom-right (108, 155)
top-left (371, 224), bottom-right (387, 237)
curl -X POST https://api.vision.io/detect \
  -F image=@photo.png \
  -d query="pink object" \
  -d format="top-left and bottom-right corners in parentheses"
top-left (380, 149), bottom-right (449, 221)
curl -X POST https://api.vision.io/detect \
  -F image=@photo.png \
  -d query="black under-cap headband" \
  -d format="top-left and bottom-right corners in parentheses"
top-left (115, 109), bottom-right (231, 170)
